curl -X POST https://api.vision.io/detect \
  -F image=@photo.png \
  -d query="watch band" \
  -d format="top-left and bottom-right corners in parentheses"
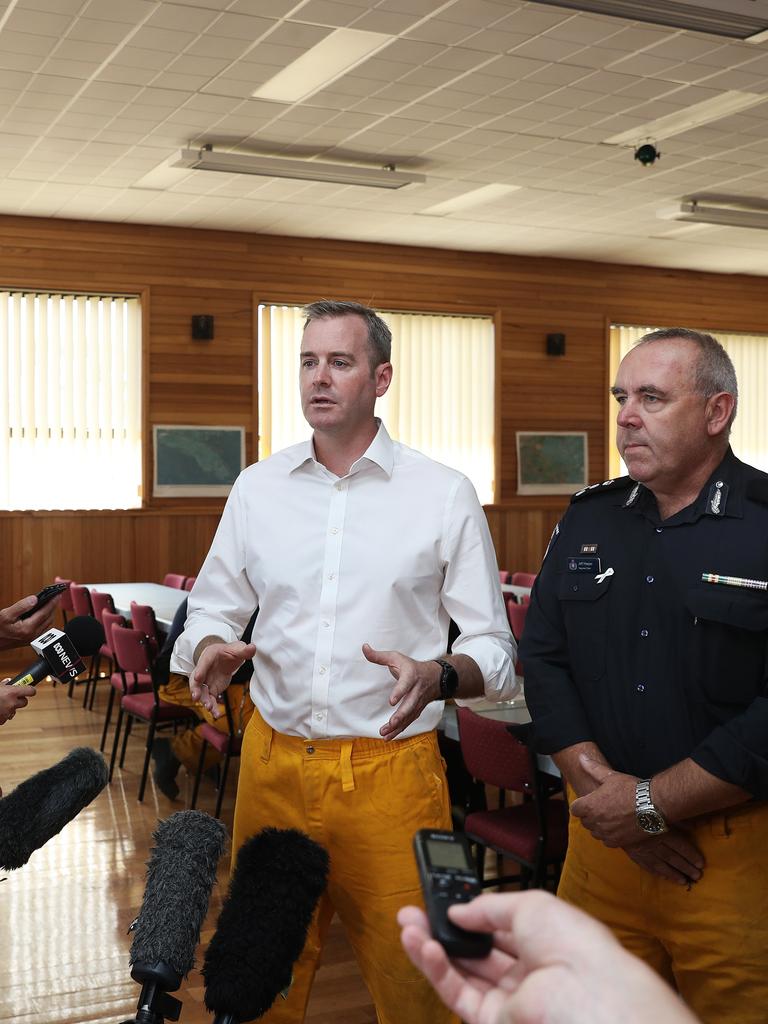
top-left (433, 657), bottom-right (459, 700)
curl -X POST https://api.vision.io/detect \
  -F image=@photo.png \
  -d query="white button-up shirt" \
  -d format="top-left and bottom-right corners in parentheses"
top-left (172, 423), bottom-right (516, 740)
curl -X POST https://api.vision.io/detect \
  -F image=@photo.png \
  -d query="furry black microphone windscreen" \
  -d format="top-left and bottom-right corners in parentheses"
top-left (130, 810), bottom-right (227, 982)
top-left (203, 828), bottom-right (330, 1023)
top-left (0, 747), bottom-right (108, 870)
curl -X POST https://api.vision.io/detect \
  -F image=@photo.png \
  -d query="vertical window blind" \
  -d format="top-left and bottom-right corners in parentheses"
top-left (609, 324), bottom-right (768, 479)
top-left (259, 305), bottom-right (496, 503)
top-left (0, 291), bottom-right (142, 510)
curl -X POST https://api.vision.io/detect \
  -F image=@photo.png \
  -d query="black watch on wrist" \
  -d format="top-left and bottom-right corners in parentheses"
top-left (433, 657), bottom-right (459, 700)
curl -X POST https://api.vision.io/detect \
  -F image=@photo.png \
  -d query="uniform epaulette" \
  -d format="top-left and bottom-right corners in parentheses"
top-left (570, 475), bottom-right (633, 503)
top-left (746, 477), bottom-right (768, 506)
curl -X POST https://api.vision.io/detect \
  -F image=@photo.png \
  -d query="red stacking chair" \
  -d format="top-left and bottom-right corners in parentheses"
top-left (189, 688), bottom-right (243, 819)
top-left (506, 598), bottom-right (528, 676)
top-left (130, 601), bottom-right (161, 647)
top-left (108, 625), bottom-right (196, 802)
top-left (86, 590), bottom-right (117, 710)
top-left (162, 573), bottom-right (187, 589)
top-left (457, 707), bottom-right (568, 890)
top-left (511, 571), bottom-right (536, 589)
top-left (183, 575), bottom-right (197, 591)
top-left (99, 610), bottom-right (154, 753)
top-left (67, 585), bottom-right (97, 698)
top-left (54, 576), bottom-right (74, 626)
top-left (498, 570), bottom-right (511, 585)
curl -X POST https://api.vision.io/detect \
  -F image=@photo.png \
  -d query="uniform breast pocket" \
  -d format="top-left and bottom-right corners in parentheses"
top-left (685, 588), bottom-right (768, 706)
top-left (557, 574), bottom-right (613, 683)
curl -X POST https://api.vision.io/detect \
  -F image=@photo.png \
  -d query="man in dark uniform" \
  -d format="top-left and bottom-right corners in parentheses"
top-left (521, 328), bottom-right (768, 1024)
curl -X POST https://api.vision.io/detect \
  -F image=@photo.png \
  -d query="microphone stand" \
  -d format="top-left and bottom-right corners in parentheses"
top-left (121, 963), bottom-right (183, 1023)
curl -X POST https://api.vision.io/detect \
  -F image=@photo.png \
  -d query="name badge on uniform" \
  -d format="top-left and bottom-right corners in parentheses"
top-left (567, 556), bottom-right (601, 573)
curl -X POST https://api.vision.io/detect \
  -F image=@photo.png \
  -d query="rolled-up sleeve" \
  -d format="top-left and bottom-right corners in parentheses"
top-left (693, 698), bottom-right (768, 799)
top-left (171, 473), bottom-right (258, 676)
top-left (441, 477), bottom-right (517, 702)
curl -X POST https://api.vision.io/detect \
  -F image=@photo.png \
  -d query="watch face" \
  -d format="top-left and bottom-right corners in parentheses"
top-left (637, 811), bottom-right (666, 834)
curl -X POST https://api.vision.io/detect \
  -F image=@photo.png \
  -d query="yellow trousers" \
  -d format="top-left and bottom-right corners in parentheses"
top-left (558, 801), bottom-right (768, 1024)
top-left (159, 673), bottom-right (254, 774)
top-left (232, 707), bottom-right (458, 1024)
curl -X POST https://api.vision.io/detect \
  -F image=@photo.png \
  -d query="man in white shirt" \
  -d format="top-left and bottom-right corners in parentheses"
top-left (172, 300), bottom-right (516, 1024)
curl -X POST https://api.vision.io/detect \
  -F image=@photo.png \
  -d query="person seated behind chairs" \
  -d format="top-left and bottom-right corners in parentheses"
top-left (150, 597), bottom-right (257, 799)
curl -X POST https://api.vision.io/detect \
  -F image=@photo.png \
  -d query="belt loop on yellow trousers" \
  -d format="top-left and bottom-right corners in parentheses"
top-left (260, 720), bottom-right (273, 764)
top-left (340, 741), bottom-right (355, 792)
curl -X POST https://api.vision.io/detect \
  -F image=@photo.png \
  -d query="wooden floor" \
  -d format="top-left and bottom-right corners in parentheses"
top-left (0, 677), bottom-right (377, 1024)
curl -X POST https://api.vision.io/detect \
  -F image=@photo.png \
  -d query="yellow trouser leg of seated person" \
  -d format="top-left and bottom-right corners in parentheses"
top-left (159, 674), bottom-right (254, 775)
top-left (232, 708), bottom-right (458, 1024)
top-left (558, 802), bottom-right (768, 1024)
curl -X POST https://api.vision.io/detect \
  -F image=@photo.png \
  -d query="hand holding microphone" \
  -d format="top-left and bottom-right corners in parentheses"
top-left (0, 679), bottom-right (36, 725)
top-left (6, 615), bottom-right (105, 688)
top-left (0, 591), bottom-right (61, 651)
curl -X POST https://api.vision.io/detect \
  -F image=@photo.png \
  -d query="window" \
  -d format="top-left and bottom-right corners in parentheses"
top-left (609, 324), bottom-right (768, 478)
top-left (259, 305), bottom-right (496, 503)
top-left (0, 290), bottom-right (142, 510)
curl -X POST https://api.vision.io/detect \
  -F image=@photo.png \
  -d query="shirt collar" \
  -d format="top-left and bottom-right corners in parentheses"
top-left (286, 419), bottom-right (395, 479)
top-left (621, 446), bottom-right (744, 524)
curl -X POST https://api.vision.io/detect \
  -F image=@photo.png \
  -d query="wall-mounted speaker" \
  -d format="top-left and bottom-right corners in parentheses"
top-left (191, 314), bottom-right (214, 341)
top-left (546, 332), bottom-right (566, 356)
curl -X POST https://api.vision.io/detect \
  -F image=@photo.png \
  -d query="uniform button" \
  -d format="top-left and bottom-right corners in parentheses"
top-left (655, 528), bottom-right (663, 533)
top-left (646, 575), bottom-right (654, 583)
top-left (571, 585), bottom-right (578, 592)
top-left (306, 745), bottom-right (315, 754)
top-left (636, 683), bottom-right (645, 692)
top-left (640, 629), bottom-right (649, 637)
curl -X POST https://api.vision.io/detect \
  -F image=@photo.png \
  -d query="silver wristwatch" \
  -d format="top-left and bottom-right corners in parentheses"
top-left (635, 779), bottom-right (668, 834)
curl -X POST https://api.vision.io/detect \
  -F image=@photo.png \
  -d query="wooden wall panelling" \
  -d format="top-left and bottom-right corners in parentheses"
top-left (1, 215), bottom-right (768, 607)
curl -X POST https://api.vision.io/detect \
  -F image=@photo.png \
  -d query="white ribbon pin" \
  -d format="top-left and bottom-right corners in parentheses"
top-left (595, 567), bottom-right (614, 583)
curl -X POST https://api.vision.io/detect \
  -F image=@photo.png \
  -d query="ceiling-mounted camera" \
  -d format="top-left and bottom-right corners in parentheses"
top-left (634, 143), bottom-right (660, 166)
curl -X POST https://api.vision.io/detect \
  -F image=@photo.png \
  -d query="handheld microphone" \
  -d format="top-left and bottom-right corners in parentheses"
top-left (7, 615), bottom-right (105, 687)
top-left (0, 747), bottom-right (108, 870)
top-left (203, 828), bottom-right (330, 1023)
top-left (124, 810), bottom-right (227, 1024)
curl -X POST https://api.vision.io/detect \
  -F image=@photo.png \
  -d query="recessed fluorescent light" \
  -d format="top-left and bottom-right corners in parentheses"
top-left (657, 195), bottom-right (768, 230)
top-left (132, 161), bottom-right (193, 190)
top-left (174, 147), bottom-right (425, 189)
top-left (746, 28), bottom-right (768, 44)
top-left (420, 184), bottom-right (522, 217)
top-left (252, 28), bottom-right (393, 103)
top-left (604, 91), bottom-right (767, 146)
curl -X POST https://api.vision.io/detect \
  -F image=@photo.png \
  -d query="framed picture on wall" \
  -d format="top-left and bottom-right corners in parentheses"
top-left (516, 431), bottom-right (588, 495)
top-left (153, 425), bottom-right (246, 497)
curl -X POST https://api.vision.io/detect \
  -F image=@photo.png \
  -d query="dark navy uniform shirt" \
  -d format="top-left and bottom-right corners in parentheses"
top-left (520, 448), bottom-right (768, 798)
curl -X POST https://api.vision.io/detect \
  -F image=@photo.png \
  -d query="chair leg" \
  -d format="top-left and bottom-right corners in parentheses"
top-left (84, 655), bottom-right (100, 708)
top-left (214, 750), bottom-right (232, 819)
top-left (119, 715), bottom-right (132, 768)
top-left (137, 719), bottom-right (156, 803)
top-left (190, 739), bottom-right (208, 810)
top-left (100, 687), bottom-right (116, 752)
top-left (109, 706), bottom-right (125, 781)
top-left (89, 657), bottom-right (110, 711)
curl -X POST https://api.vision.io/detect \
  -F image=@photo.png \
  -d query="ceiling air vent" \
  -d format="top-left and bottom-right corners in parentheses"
top-left (529, 0), bottom-right (768, 40)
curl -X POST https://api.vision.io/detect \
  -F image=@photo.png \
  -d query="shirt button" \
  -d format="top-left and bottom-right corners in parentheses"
top-left (336, 482), bottom-right (345, 491)
top-left (319, 666), bottom-right (327, 674)
top-left (306, 745), bottom-right (315, 754)
top-left (328, 572), bottom-right (336, 580)
top-left (636, 683), bottom-right (645, 692)
top-left (646, 575), bottom-right (654, 583)
top-left (640, 629), bottom-right (649, 637)
top-left (315, 712), bottom-right (324, 721)
top-left (330, 527), bottom-right (339, 535)
top-left (571, 584), bottom-right (578, 592)
top-left (322, 620), bottom-right (330, 628)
